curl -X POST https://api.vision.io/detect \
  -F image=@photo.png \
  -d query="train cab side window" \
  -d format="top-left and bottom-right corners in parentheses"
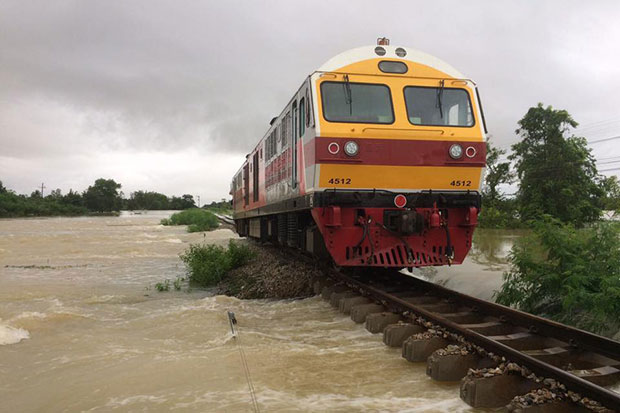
top-left (299, 97), bottom-right (305, 137)
top-left (292, 101), bottom-right (297, 139)
top-left (282, 112), bottom-right (290, 147)
top-left (305, 90), bottom-right (311, 127)
top-left (404, 86), bottom-right (474, 127)
top-left (321, 82), bottom-right (394, 124)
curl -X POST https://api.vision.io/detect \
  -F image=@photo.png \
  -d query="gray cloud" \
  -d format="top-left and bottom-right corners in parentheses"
top-left (1, 0), bottom-right (620, 198)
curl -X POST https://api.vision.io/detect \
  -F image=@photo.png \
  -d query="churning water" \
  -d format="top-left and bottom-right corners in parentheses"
top-left (0, 213), bottom-right (515, 412)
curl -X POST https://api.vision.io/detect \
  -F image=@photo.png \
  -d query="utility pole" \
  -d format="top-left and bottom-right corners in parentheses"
top-left (40, 182), bottom-right (46, 197)
top-left (197, 195), bottom-right (201, 208)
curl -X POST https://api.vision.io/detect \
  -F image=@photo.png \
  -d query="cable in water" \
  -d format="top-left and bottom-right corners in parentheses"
top-left (227, 311), bottom-right (260, 413)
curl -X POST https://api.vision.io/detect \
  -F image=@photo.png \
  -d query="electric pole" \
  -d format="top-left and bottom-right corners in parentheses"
top-left (40, 183), bottom-right (46, 197)
top-left (197, 195), bottom-right (201, 208)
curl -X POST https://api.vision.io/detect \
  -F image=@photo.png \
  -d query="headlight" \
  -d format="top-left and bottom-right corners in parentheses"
top-left (449, 144), bottom-right (463, 159)
top-left (344, 141), bottom-right (359, 157)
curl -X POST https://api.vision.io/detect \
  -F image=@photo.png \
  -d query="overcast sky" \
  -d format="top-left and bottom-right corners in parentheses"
top-left (1, 1), bottom-right (619, 202)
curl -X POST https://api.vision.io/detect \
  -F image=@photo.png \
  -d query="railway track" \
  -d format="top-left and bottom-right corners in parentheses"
top-left (314, 267), bottom-right (620, 412)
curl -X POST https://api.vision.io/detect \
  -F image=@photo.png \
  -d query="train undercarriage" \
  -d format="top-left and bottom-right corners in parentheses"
top-left (235, 190), bottom-right (480, 268)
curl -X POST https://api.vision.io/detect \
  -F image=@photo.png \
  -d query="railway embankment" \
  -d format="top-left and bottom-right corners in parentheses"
top-left (217, 242), bottom-right (319, 299)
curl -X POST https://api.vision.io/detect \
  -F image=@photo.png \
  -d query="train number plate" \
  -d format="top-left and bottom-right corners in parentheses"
top-left (328, 178), bottom-right (352, 185)
top-left (450, 180), bottom-right (472, 187)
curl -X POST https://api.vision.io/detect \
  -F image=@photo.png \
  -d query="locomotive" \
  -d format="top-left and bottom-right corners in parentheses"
top-left (231, 39), bottom-right (486, 268)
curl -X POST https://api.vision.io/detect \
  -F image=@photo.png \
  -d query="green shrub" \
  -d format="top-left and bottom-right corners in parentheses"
top-left (227, 240), bottom-right (254, 268)
top-left (180, 240), bottom-right (254, 287)
top-left (495, 218), bottom-right (620, 336)
top-left (160, 208), bottom-right (219, 232)
top-left (155, 280), bottom-right (170, 292)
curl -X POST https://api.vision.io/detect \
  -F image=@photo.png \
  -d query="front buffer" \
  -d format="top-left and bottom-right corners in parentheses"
top-left (311, 191), bottom-right (480, 267)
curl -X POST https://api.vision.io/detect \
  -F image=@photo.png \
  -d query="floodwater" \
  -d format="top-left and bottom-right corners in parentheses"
top-left (0, 213), bottom-right (519, 412)
top-left (421, 229), bottom-right (528, 301)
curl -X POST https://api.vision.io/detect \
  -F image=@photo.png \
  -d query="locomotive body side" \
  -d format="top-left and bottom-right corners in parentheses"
top-left (232, 45), bottom-right (486, 267)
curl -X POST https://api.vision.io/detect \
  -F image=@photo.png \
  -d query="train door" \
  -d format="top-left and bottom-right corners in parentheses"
top-left (292, 100), bottom-right (298, 189)
top-left (243, 164), bottom-right (249, 207)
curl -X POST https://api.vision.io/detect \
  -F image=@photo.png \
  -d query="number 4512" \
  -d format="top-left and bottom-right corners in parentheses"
top-left (450, 180), bottom-right (471, 187)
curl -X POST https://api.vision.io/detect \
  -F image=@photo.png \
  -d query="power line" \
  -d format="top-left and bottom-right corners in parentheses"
top-left (597, 159), bottom-right (620, 165)
top-left (587, 135), bottom-right (620, 145)
top-left (597, 155), bottom-right (620, 162)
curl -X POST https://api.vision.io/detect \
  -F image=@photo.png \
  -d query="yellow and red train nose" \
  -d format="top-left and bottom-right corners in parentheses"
top-left (315, 137), bottom-right (486, 191)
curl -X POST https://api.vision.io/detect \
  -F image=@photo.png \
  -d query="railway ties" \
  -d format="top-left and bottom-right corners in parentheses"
top-left (312, 273), bottom-right (620, 412)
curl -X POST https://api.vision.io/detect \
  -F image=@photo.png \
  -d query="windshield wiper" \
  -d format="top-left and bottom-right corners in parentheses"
top-left (436, 79), bottom-right (445, 119)
top-left (343, 74), bottom-right (352, 115)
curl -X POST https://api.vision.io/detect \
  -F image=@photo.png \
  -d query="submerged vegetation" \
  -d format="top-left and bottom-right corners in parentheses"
top-left (161, 208), bottom-right (220, 232)
top-left (154, 276), bottom-right (185, 292)
top-left (495, 218), bottom-right (620, 336)
top-left (180, 240), bottom-right (254, 287)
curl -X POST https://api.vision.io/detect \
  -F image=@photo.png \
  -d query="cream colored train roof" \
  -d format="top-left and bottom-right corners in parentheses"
top-left (316, 45), bottom-right (467, 79)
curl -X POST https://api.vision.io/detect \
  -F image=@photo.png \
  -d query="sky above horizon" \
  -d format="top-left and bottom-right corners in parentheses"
top-left (2, 1), bottom-right (620, 202)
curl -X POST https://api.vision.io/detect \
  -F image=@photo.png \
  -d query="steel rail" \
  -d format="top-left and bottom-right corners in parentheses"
top-left (402, 274), bottom-right (620, 362)
top-left (333, 270), bottom-right (620, 411)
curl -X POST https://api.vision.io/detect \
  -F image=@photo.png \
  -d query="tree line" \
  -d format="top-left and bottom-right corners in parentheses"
top-left (0, 178), bottom-right (206, 217)
top-left (480, 103), bottom-right (620, 228)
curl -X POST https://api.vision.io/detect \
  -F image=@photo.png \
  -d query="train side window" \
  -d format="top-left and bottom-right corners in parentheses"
top-left (299, 97), bottom-right (305, 136)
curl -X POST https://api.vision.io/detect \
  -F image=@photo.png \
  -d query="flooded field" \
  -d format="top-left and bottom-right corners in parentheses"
top-left (0, 213), bottom-right (518, 412)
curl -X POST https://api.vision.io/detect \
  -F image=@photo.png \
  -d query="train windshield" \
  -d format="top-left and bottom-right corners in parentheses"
top-left (404, 86), bottom-right (474, 127)
top-left (321, 82), bottom-right (394, 124)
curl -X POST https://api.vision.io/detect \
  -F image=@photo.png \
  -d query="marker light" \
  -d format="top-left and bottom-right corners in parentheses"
top-left (449, 144), bottom-right (463, 159)
top-left (394, 194), bottom-right (407, 208)
top-left (328, 142), bottom-right (340, 155)
top-left (344, 141), bottom-right (359, 157)
top-left (465, 146), bottom-right (477, 158)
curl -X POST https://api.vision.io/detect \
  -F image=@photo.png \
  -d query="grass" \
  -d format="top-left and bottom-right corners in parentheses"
top-left (180, 240), bottom-right (254, 287)
top-left (161, 208), bottom-right (219, 232)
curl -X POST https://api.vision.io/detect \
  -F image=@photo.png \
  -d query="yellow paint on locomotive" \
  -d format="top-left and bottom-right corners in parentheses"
top-left (319, 164), bottom-right (482, 191)
top-left (314, 57), bottom-right (485, 192)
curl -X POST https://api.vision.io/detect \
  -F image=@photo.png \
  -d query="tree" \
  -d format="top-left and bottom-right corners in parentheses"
top-left (601, 175), bottom-right (620, 213)
top-left (0, 180), bottom-right (6, 194)
top-left (127, 190), bottom-right (170, 210)
top-left (83, 178), bottom-right (122, 212)
top-left (181, 194), bottom-right (196, 209)
top-left (62, 189), bottom-right (84, 207)
top-left (482, 140), bottom-right (514, 207)
top-left (510, 103), bottom-right (604, 226)
top-left (48, 188), bottom-right (62, 200)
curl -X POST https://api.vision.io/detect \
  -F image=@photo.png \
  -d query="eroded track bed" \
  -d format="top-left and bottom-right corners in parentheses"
top-left (314, 269), bottom-right (620, 412)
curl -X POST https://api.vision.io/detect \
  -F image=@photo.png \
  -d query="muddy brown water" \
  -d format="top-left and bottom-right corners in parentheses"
top-left (0, 212), bottom-right (519, 412)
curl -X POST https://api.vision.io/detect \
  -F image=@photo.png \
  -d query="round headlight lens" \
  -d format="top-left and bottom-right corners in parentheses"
top-left (449, 144), bottom-right (463, 159)
top-left (344, 141), bottom-right (359, 156)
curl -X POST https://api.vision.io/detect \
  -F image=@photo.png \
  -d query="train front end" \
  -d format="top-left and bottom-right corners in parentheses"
top-left (310, 43), bottom-right (486, 267)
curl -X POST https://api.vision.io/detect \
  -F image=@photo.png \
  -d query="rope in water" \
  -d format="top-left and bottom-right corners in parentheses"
top-left (228, 311), bottom-right (260, 413)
